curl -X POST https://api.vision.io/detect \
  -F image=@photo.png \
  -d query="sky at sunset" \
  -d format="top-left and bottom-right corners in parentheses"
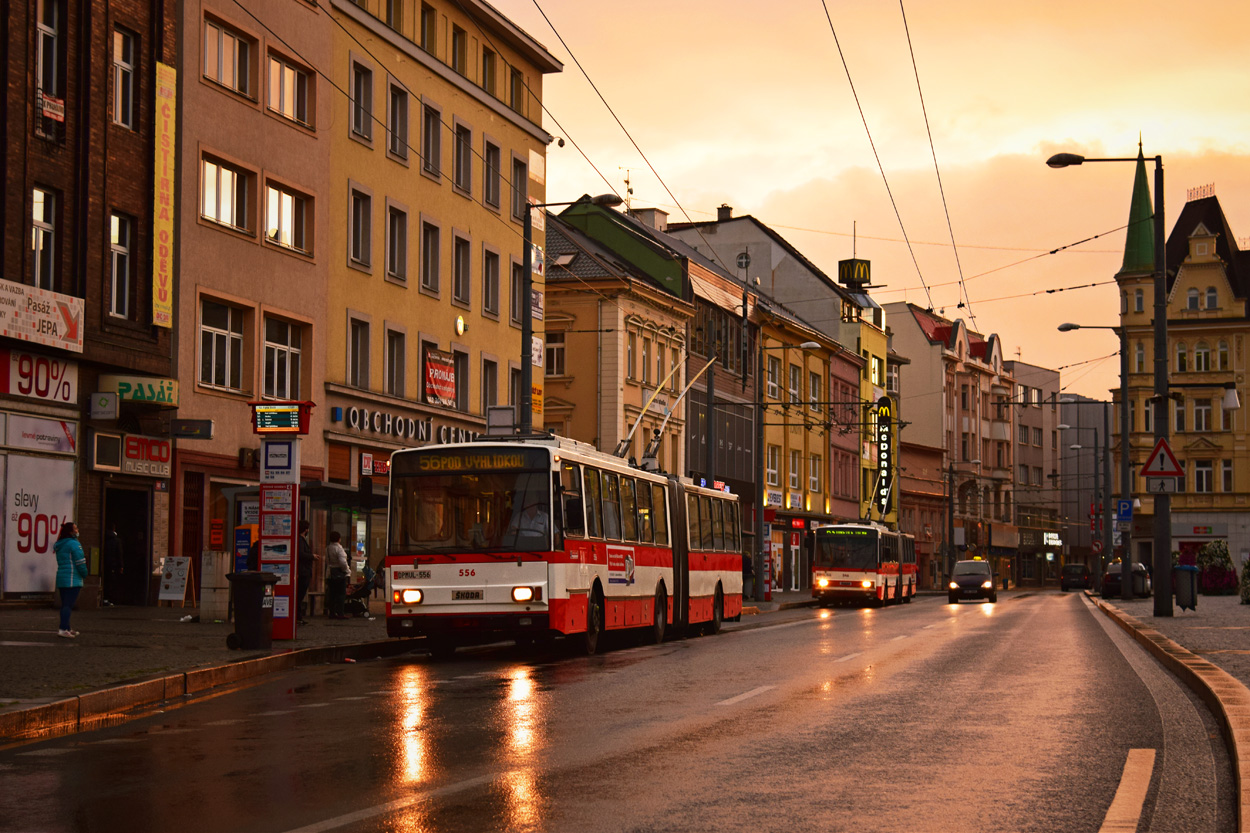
top-left (492, 0), bottom-right (1250, 400)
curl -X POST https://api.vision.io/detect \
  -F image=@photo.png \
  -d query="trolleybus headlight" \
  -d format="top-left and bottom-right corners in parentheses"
top-left (395, 588), bottom-right (423, 605)
top-left (816, 578), bottom-right (830, 589)
top-left (860, 580), bottom-right (873, 589)
top-left (512, 586), bottom-right (542, 603)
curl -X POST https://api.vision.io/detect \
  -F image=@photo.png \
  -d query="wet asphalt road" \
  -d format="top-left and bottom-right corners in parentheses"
top-left (0, 592), bottom-right (1235, 833)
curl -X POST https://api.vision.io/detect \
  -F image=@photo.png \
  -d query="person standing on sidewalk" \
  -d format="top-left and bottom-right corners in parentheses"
top-left (325, 531), bottom-right (350, 620)
top-left (296, 521), bottom-right (317, 625)
top-left (54, 522), bottom-right (88, 638)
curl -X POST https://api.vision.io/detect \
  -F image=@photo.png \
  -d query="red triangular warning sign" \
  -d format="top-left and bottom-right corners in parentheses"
top-left (1141, 437), bottom-right (1183, 477)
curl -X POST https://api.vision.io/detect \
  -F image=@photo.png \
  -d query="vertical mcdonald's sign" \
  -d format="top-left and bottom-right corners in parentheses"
top-left (875, 395), bottom-right (894, 517)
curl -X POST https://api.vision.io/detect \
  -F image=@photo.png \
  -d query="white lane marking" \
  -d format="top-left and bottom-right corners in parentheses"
top-left (17, 748), bottom-right (74, 757)
top-left (334, 696), bottom-right (369, 701)
top-left (834, 652), bottom-right (862, 663)
top-left (749, 619), bottom-right (823, 633)
top-left (891, 635), bottom-right (909, 642)
top-left (716, 686), bottom-right (775, 707)
top-left (283, 774), bottom-right (496, 833)
top-left (297, 702), bottom-right (331, 709)
top-left (87, 738), bottom-right (140, 745)
top-left (204, 719), bottom-right (245, 726)
top-left (1099, 748), bottom-right (1156, 833)
top-left (257, 710), bottom-right (292, 717)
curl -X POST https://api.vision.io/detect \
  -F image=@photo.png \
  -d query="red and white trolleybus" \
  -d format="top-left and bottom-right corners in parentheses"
top-left (808, 522), bottom-right (917, 607)
top-left (385, 435), bottom-right (743, 657)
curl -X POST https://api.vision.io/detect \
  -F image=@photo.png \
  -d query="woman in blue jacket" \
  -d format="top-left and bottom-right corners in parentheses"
top-left (54, 521), bottom-right (87, 638)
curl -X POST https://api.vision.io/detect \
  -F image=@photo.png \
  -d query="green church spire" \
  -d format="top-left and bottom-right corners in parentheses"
top-left (1119, 141), bottom-right (1155, 275)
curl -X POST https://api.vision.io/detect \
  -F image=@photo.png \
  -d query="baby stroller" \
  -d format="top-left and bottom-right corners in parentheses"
top-left (344, 563), bottom-right (379, 618)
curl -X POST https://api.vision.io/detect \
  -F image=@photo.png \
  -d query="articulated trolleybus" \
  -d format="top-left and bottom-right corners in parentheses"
top-left (385, 435), bottom-right (743, 657)
top-left (809, 522), bottom-right (917, 607)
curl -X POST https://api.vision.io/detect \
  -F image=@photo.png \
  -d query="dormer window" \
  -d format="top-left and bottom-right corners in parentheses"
top-left (1187, 288), bottom-right (1199, 311)
top-left (1207, 287), bottom-right (1218, 309)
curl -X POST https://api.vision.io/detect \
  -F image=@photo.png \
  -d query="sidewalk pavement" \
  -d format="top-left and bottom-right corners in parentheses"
top-left (5, 586), bottom-right (1250, 828)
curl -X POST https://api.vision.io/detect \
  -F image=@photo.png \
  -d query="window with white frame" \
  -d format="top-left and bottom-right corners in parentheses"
top-left (1207, 287), bottom-right (1218, 309)
top-left (788, 364), bottom-right (801, 403)
top-left (268, 54), bottom-right (309, 125)
top-left (641, 339), bottom-right (650, 384)
top-left (1222, 460), bottom-right (1233, 492)
top-left (657, 346), bottom-right (665, 388)
top-left (109, 212), bottom-right (131, 318)
top-left (422, 104), bottom-right (440, 176)
top-left (349, 318), bottom-right (369, 388)
top-left (1174, 400), bottom-right (1186, 432)
top-left (113, 27), bottom-right (136, 128)
top-left (263, 318), bottom-right (302, 399)
top-left (386, 205), bottom-right (407, 280)
top-left (421, 222), bottom-right (439, 292)
top-left (1194, 399), bottom-right (1212, 432)
top-left (1219, 341), bottom-right (1230, 371)
top-left (546, 332), bottom-right (565, 376)
top-left (482, 249), bottom-right (500, 315)
top-left (1194, 460), bottom-right (1213, 493)
top-left (1018, 424), bottom-right (1028, 444)
top-left (626, 332), bottom-right (636, 379)
top-left (351, 62), bottom-right (372, 139)
top-left (388, 84), bottom-right (408, 159)
top-left (265, 183), bottom-right (308, 252)
top-left (37, 0), bottom-right (62, 97)
top-left (766, 444), bottom-right (779, 486)
top-left (1135, 341), bottom-right (1145, 373)
top-left (1194, 342), bottom-right (1211, 372)
top-left (1187, 288), bottom-right (1199, 311)
top-left (766, 356), bottom-right (780, 399)
top-left (350, 189), bottom-right (370, 267)
top-left (205, 19), bottom-right (251, 95)
top-left (1032, 427), bottom-right (1042, 446)
top-left (789, 449), bottom-right (801, 489)
top-left (200, 299), bottom-right (245, 390)
top-left (386, 329), bottom-right (405, 397)
top-left (31, 188), bottom-right (56, 290)
top-left (809, 454), bottom-right (821, 492)
top-left (453, 236), bottom-right (470, 304)
top-left (202, 158), bottom-right (249, 231)
top-left (454, 125), bottom-right (471, 191)
top-left (1176, 342), bottom-right (1188, 372)
top-left (1018, 464), bottom-right (1028, 484)
top-left (1134, 288), bottom-right (1143, 313)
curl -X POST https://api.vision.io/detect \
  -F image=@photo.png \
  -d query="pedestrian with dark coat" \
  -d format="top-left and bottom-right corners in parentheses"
top-left (54, 522), bottom-right (88, 638)
top-left (296, 520), bottom-right (316, 625)
top-left (102, 523), bottom-right (123, 606)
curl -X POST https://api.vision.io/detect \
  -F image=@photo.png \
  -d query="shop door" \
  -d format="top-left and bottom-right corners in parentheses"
top-left (106, 487), bottom-right (152, 606)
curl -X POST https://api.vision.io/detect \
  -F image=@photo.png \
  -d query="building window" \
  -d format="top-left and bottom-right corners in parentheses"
top-left (657, 345), bottom-right (666, 387)
top-left (1033, 427), bottom-right (1043, 446)
top-left (1018, 424), bottom-right (1028, 444)
top-left (1144, 400), bottom-right (1153, 433)
top-left (626, 332), bottom-right (636, 380)
top-left (1134, 341), bottom-right (1145, 373)
top-left (482, 359), bottom-right (498, 411)
top-left (453, 236), bottom-right (470, 304)
top-left (509, 68), bottom-right (524, 114)
top-left (422, 104), bottom-right (441, 177)
top-left (641, 339), bottom-right (650, 384)
top-left (1194, 342), bottom-right (1211, 372)
top-left (484, 141), bottom-right (501, 208)
top-left (1134, 288), bottom-right (1144, 313)
top-left (1219, 341), bottom-right (1230, 371)
top-left (1176, 342), bottom-right (1188, 373)
top-left (451, 26), bottom-right (467, 75)
top-left (386, 329), bottom-right (405, 397)
top-left (787, 364), bottom-right (801, 403)
top-left (421, 222), bottom-right (440, 292)
top-left (454, 351), bottom-right (469, 411)
top-left (1018, 464), bottom-right (1028, 484)
top-left (387, 84), bottom-right (408, 159)
top-left (510, 262), bottom-right (524, 325)
top-left (265, 183), bottom-right (308, 253)
top-left (202, 158), bottom-right (249, 231)
top-left (789, 450), bottom-right (801, 490)
top-left (766, 356), bottom-right (780, 399)
top-left (205, 20), bottom-right (251, 95)
top-left (349, 318), bottom-right (369, 388)
top-left (351, 62), bottom-right (372, 139)
top-left (31, 188), bottom-right (56, 290)
top-left (386, 205), bottom-right (407, 280)
top-left (1194, 460), bottom-right (1213, 493)
top-left (200, 300), bottom-right (245, 390)
top-left (546, 332), bottom-right (565, 376)
top-left (1032, 467), bottom-right (1043, 486)
top-left (1207, 287), bottom-right (1218, 309)
top-left (384, 0), bottom-right (402, 29)
top-left (511, 157), bottom-right (527, 221)
top-left (871, 356), bottom-right (883, 386)
top-left (1222, 460), bottom-right (1233, 492)
top-left (454, 125), bottom-right (472, 192)
top-left (1194, 399), bottom-right (1212, 432)
top-left (481, 49), bottom-right (496, 95)
top-left (350, 189), bottom-right (371, 267)
top-left (766, 445), bottom-right (779, 487)
top-left (263, 318), bottom-right (302, 399)
top-left (671, 347), bottom-right (680, 392)
top-left (1174, 400), bottom-right (1186, 432)
top-left (37, 0), bottom-right (62, 97)
top-left (1186, 288), bottom-right (1199, 311)
top-left (809, 454), bottom-right (821, 492)
top-left (420, 4), bottom-right (436, 52)
top-left (113, 28), bottom-right (137, 128)
top-left (482, 249), bottom-right (500, 315)
top-left (108, 213), bottom-right (131, 318)
top-left (268, 54), bottom-right (309, 125)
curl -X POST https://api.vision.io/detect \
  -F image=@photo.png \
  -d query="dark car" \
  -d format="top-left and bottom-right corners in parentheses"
top-left (1060, 563), bottom-right (1091, 592)
top-left (1101, 562), bottom-right (1152, 599)
top-left (948, 559), bottom-right (997, 604)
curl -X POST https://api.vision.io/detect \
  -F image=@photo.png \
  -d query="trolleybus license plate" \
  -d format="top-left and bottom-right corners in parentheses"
top-left (452, 590), bottom-right (483, 600)
top-left (393, 570), bottom-right (431, 580)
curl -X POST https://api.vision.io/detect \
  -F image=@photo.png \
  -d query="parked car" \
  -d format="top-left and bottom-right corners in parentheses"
top-left (948, 559), bottom-right (997, 604)
top-left (1101, 562), bottom-right (1152, 598)
top-left (1060, 563), bottom-right (1091, 592)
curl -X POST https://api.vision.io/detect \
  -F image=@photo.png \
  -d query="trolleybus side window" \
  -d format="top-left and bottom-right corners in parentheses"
top-left (602, 472), bottom-right (622, 541)
top-left (559, 461), bottom-right (585, 538)
top-left (651, 484), bottom-right (669, 546)
top-left (699, 495), bottom-right (715, 550)
top-left (584, 467), bottom-right (603, 538)
top-left (729, 502), bottom-right (741, 551)
top-left (686, 493), bottom-right (701, 550)
top-left (711, 498), bottom-right (726, 550)
top-left (620, 476), bottom-right (638, 542)
top-left (636, 481), bottom-right (654, 543)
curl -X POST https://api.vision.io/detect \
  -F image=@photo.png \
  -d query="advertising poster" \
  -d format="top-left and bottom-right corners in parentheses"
top-left (423, 348), bottom-right (456, 407)
top-left (3, 455), bottom-right (73, 593)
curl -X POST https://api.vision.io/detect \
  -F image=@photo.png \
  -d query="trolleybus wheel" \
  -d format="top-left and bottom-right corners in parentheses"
top-left (650, 585), bottom-right (667, 644)
top-left (903, 581), bottom-right (914, 603)
top-left (706, 586), bottom-right (724, 635)
top-left (583, 586), bottom-right (604, 655)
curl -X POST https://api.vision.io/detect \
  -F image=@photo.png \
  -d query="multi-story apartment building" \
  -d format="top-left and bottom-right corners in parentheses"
top-left (1059, 394), bottom-right (1112, 576)
top-left (2, 0), bottom-right (176, 603)
top-left (1115, 177), bottom-right (1250, 571)
top-left (1003, 360), bottom-right (1063, 586)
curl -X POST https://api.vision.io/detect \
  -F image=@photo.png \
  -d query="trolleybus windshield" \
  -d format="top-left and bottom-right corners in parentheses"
top-left (389, 449), bottom-right (553, 554)
top-left (813, 529), bottom-right (880, 570)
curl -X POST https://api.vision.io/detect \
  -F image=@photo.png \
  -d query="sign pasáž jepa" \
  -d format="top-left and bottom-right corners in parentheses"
top-left (0, 280), bottom-right (83, 353)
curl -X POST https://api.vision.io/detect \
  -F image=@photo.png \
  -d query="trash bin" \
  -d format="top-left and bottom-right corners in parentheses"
top-left (1131, 568), bottom-right (1149, 597)
top-left (226, 571), bottom-right (279, 650)
top-left (1173, 564), bottom-right (1199, 612)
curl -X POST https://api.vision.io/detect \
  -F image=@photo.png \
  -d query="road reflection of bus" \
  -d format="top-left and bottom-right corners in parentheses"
top-left (385, 436), bottom-right (743, 657)
top-left (808, 522), bottom-right (917, 607)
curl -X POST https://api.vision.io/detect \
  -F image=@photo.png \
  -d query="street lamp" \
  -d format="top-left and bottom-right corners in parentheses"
top-left (521, 193), bottom-right (624, 434)
top-left (754, 339), bottom-right (820, 601)
top-left (946, 458), bottom-right (981, 580)
top-left (1049, 148), bottom-right (1171, 616)
top-left (1059, 322), bottom-right (1133, 601)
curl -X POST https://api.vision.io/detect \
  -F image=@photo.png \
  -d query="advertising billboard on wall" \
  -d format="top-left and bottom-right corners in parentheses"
top-left (424, 348), bottom-right (456, 407)
top-left (3, 455), bottom-right (75, 593)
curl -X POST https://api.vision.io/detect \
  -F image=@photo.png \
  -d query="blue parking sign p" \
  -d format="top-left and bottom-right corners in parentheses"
top-left (1116, 499), bottom-right (1133, 523)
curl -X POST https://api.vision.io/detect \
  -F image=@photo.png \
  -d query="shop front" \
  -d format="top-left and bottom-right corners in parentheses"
top-left (1017, 527), bottom-right (1063, 588)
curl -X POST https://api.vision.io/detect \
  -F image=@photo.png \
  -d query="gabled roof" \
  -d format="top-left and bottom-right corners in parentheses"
top-left (1165, 194), bottom-right (1248, 299)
